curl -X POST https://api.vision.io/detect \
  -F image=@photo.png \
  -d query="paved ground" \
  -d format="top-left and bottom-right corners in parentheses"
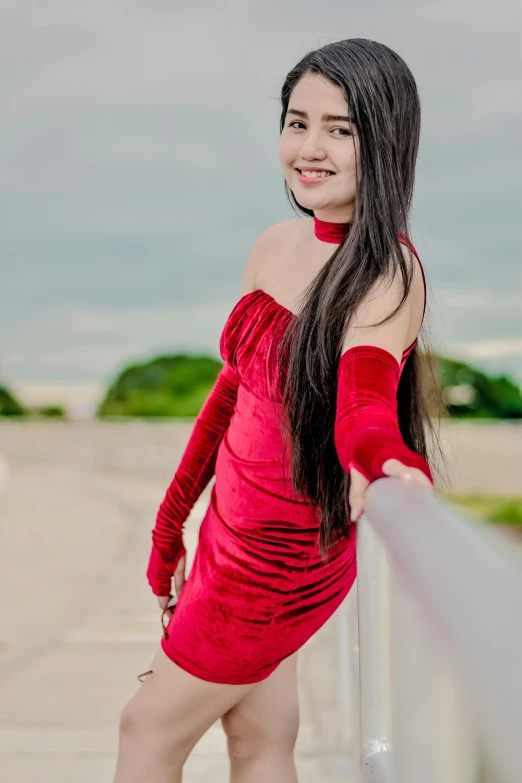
top-left (0, 419), bottom-right (519, 782)
top-left (0, 455), bottom-right (360, 782)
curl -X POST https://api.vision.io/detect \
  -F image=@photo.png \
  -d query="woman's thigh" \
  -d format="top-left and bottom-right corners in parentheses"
top-left (122, 645), bottom-right (256, 752)
top-left (221, 652), bottom-right (300, 751)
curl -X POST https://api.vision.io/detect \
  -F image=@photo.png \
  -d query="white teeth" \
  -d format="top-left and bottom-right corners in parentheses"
top-left (300, 170), bottom-right (332, 178)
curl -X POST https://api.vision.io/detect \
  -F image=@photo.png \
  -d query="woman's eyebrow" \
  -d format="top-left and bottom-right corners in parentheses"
top-left (287, 108), bottom-right (356, 124)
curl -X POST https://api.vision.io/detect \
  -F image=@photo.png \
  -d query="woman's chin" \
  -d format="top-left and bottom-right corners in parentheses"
top-left (292, 187), bottom-right (355, 216)
top-left (294, 192), bottom-right (335, 211)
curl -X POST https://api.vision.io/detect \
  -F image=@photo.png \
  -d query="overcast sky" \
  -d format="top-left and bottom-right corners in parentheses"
top-left (1, 0), bottom-right (521, 400)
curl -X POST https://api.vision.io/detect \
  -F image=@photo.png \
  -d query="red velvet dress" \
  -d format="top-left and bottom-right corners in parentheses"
top-left (159, 227), bottom-right (427, 685)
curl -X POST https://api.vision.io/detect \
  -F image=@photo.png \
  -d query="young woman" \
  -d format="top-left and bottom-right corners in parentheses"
top-left (113, 38), bottom-right (442, 783)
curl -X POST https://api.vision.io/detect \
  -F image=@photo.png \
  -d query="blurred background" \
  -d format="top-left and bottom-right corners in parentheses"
top-left (0, 1), bottom-right (520, 781)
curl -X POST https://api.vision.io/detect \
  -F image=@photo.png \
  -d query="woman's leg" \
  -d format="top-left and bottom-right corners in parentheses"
top-left (221, 652), bottom-right (300, 783)
top-left (113, 645), bottom-right (256, 783)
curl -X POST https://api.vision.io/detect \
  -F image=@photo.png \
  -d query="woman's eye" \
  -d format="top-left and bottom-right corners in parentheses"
top-left (287, 121), bottom-right (352, 137)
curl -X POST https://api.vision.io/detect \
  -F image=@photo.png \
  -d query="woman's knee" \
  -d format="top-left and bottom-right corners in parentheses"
top-left (119, 698), bottom-right (151, 740)
top-left (118, 700), bottom-right (136, 738)
top-left (114, 698), bottom-right (188, 783)
top-left (118, 693), bottom-right (191, 759)
top-left (222, 700), bottom-right (299, 760)
top-left (222, 654), bottom-right (300, 760)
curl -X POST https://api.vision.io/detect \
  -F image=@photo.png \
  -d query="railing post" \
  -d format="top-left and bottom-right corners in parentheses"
top-left (338, 583), bottom-right (361, 751)
top-left (389, 564), bottom-right (479, 783)
top-left (357, 513), bottom-right (394, 782)
top-left (359, 477), bottom-right (522, 783)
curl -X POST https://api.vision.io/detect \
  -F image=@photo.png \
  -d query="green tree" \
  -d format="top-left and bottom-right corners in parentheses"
top-left (435, 356), bottom-right (522, 419)
top-left (96, 351), bottom-right (522, 420)
top-left (0, 385), bottom-right (26, 416)
top-left (97, 354), bottom-right (225, 418)
top-left (38, 405), bottom-right (67, 419)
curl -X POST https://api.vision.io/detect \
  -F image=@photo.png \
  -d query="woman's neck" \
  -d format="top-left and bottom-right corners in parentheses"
top-left (313, 206), bottom-right (354, 222)
top-left (313, 214), bottom-right (352, 244)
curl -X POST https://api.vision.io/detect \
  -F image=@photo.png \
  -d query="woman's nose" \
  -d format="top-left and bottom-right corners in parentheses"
top-left (299, 131), bottom-right (327, 161)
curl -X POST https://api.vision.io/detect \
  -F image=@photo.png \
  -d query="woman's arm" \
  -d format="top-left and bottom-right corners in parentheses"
top-left (334, 248), bottom-right (433, 520)
top-left (334, 345), bottom-right (433, 481)
top-left (147, 223), bottom-right (271, 597)
top-left (147, 361), bottom-right (240, 596)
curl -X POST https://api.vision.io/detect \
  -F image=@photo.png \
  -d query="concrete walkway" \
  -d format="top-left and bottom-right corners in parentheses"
top-left (2, 418), bottom-right (519, 782)
top-left (0, 458), bottom-right (360, 783)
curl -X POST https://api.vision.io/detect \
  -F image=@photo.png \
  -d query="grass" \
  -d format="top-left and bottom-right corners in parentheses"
top-left (442, 494), bottom-right (522, 529)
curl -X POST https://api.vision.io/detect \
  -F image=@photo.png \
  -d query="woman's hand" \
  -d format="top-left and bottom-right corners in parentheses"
top-left (349, 459), bottom-right (434, 523)
top-left (156, 554), bottom-right (186, 619)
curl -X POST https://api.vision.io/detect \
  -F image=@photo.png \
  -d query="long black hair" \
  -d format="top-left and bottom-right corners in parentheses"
top-left (276, 38), bottom-right (448, 557)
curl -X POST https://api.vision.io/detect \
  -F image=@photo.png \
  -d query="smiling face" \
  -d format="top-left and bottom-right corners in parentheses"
top-left (279, 72), bottom-right (360, 223)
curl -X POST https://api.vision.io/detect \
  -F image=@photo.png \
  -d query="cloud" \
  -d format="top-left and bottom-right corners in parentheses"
top-left (439, 289), bottom-right (522, 311)
top-left (1, 1), bottom-right (520, 386)
top-left (449, 338), bottom-right (522, 361)
top-left (1, 300), bottom-right (233, 382)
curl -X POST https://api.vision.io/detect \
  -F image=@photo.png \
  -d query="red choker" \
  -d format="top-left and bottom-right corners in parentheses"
top-left (313, 215), bottom-right (352, 244)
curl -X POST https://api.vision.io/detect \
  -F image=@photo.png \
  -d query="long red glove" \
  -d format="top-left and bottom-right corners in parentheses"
top-left (334, 345), bottom-right (433, 484)
top-left (146, 361), bottom-right (240, 596)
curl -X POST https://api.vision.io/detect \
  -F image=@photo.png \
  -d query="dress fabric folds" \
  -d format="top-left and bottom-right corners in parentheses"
top-left (161, 235), bottom-right (424, 684)
top-left (161, 290), bottom-right (357, 684)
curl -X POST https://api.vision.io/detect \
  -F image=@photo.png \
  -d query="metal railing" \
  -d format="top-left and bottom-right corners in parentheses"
top-left (347, 477), bottom-right (522, 783)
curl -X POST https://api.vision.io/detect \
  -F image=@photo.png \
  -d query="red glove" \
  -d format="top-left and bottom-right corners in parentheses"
top-left (146, 361), bottom-right (240, 595)
top-left (334, 345), bottom-right (433, 484)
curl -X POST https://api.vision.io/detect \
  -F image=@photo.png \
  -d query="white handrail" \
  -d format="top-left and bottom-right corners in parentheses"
top-left (356, 477), bottom-right (522, 783)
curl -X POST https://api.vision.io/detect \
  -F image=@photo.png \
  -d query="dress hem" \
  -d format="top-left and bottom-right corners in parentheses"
top-left (160, 636), bottom-right (278, 685)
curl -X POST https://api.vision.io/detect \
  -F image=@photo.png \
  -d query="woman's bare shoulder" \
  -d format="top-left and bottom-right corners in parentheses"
top-left (240, 218), bottom-right (310, 295)
top-left (258, 217), bottom-right (310, 244)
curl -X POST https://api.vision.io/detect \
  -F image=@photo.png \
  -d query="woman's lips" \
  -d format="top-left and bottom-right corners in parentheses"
top-left (295, 168), bottom-right (335, 185)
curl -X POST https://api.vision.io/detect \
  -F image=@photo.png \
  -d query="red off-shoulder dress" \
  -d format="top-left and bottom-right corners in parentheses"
top-left (156, 224), bottom-right (427, 685)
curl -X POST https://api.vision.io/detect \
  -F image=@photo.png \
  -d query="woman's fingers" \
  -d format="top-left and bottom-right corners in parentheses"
top-left (349, 466), bottom-right (370, 522)
top-left (349, 457), bottom-right (433, 524)
top-left (157, 595), bottom-right (172, 621)
top-left (157, 593), bottom-right (177, 621)
top-left (155, 555), bottom-right (186, 620)
top-left (173, 554), bottom-right (186, 597)
top-left (381, 458), bottom-right (434, 492)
